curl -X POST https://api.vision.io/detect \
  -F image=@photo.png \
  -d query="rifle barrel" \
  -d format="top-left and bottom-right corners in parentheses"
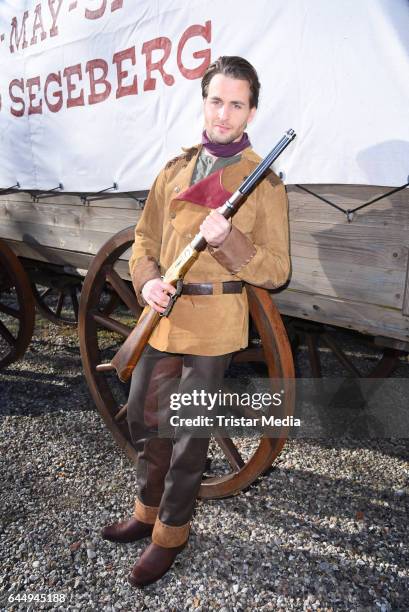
top-left (191, 128), bottom-right (296, 253)
top-left (239, 129), bottom-right (296, 195)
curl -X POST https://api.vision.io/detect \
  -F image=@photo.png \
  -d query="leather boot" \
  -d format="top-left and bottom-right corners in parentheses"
top-left (101, 518), bottom-right (153, 543)
top-left (127, 542), bottom-right (186, 587)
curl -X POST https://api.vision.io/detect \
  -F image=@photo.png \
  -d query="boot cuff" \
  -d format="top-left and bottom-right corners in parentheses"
top-left (134, 498), bottom-right (158, 524)
top-left (152, 518), bottom-right (190, 548)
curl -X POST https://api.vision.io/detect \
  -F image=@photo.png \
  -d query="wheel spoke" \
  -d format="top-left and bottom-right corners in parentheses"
top-left (322, 333), bottom-right (362, 377)
top-left (114, 403), bottom-right (128, 422)
top-left (368, 348), bottom-right (401, 378)
top-left (105, 268), bottom-right (139, 316)
top-left (70, 288), bottom-right (79, 321)
top-left (55, 292), bottom-right (65, 317)
top-left (233, 346), bottom-right (265, 363)
top-left (0, 302), bottom-right (21, 319)
top-left (91, 311), bottom-right (132, 337)
top-left (100, 292), bottom-right (119, 316)
top-left (40, 287), bottom-right (53, 300)
top-left (96, 362), bottom-right (116, 372)
top-left (214, 436), bottom-right (245, 472)
top-left (0, 319), bottom-right (16, 346)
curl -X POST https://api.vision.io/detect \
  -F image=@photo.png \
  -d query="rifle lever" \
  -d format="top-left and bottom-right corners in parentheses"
top-left (160, 279), bottom-right (184, 317)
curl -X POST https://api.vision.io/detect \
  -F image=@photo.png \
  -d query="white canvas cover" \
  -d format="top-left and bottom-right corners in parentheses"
top-left (0, 0), bottom-right (408, 191)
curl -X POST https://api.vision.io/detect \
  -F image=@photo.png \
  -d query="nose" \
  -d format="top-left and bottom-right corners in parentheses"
top-left (217, 104), bottom-right (230, 121)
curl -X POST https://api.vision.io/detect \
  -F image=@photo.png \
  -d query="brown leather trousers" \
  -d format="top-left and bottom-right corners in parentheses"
top-left (127, 345), bottom-right (231, 538)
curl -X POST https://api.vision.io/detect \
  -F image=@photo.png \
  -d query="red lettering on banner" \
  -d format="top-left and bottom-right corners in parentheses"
top-left (30, 4), bottom-right (47, 46)
top-left (111, 0), bottom-right (123, 11)
top-left (86, 59), bottom-right (112, 104)
top-left (142, 37), bottom-right (175, 91)
top-left (9, 11), bottom-right (29, 53)
top-left (9, 79), bottom-right (25, 117)
top-left (85, 0), bottom-right (107, 20)
top-left (45, 72), bottom-right (63, 112)
top-left (7, 21), bottom-right (213, 116)
top-left (27, 77), bottom-right (43, 114)
top-left (63, 65), bottom-right (85, 108)
top-left (8, 0), bottom-right (126, 54)
top-left (177, 21), bottom-right (211, 80)
top-left (49, 0), bottom-right (64, 38)
top-left (113, 47), bottom-right (138, 98)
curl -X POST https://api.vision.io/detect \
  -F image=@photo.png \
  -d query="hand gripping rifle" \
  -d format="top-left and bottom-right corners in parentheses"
top-left (104, 129), bottom-right (296, 382)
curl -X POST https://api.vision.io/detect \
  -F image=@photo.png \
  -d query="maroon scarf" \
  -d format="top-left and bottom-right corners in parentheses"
top-left (202, 130), bottom-right (251, 158)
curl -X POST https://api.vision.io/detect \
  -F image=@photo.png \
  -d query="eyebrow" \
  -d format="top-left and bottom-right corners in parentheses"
top-left (209, 96), bottom-right (245, 106)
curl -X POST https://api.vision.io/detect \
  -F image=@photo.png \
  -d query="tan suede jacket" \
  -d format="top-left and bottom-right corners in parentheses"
top-left (128, 144), bottom-right (290, 355)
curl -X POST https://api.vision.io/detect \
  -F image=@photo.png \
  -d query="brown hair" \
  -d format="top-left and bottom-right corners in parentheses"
top-left (201, 56), bottom-right (261, 108)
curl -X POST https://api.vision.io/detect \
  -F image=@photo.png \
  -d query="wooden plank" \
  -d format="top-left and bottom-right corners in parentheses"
top-left (4, 239), bottom-right (132, 281)
top-left (289, 255), bottom-right (404, 309)
top-left (0, 200), bottom-right (142, 231)
top-left (0, 219), bottom-right (134, 257)
top-left (7, 239), bottom-right (94, 271)
top-left (2, 219), bottom-right (406, 308)
top-left (287, 185), bottom-right (409, 229)
top-left (0, 191), bottom-right (148, 210)
top-left (373, 336), bottom-right (409, 352)
top-left (273, 289), bottom-right (409, 344)
top-left (290, 225), bottom-right (408, 271)
top-left (402, 250), bottom-right (409, 317)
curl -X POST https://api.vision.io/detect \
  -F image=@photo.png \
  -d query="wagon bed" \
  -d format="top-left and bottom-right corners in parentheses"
top-left (1, 183), bottom-right (408, 346)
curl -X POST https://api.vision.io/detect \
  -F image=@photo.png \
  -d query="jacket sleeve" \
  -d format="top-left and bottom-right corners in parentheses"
top-left (208, 180), bottom-right (290, 289)
top-left (128, 172), bottom-right (165, 305)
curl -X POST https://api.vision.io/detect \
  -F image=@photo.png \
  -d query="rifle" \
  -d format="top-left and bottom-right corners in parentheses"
top-left (105, 129), bottom-right (296, 382)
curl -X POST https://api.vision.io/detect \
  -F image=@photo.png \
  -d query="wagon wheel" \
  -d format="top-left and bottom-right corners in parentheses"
top-left (286, 318), bottom-right (405, 379)
top-left (0, 240), bottom-right (35, 368)
top-left (79, 226), bottom-right (295, 499)
top-left (31, 279), bottom-right (83, 327)
top-left (32, 276), bottom-right (120, 327)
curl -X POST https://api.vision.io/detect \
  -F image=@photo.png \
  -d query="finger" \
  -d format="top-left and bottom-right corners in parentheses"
top-left (146, 299), bottom-right (166, 314)
top-left (201, 217), bottom-right (217, 232)
top-left (160, 282), bottom-right (176, 295)
top-left (152, 292), bottom-right (171, 307)
top-left (212, 213), bottom-right (230, 228)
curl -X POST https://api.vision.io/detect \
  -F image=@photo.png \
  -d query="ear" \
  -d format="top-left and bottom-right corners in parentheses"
top-left (247, 106), bottom-right (257, 125)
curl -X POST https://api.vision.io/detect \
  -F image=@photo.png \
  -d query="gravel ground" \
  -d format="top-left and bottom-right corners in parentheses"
top-left (0, 316), bottom-right (408, 611)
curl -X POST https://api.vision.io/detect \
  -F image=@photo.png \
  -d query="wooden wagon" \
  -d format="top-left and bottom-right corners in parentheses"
top-left (1, 179), bottom-right (408, 495)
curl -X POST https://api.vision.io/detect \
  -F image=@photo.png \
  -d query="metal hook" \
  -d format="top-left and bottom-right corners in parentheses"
top-left (31, 183), bottom-right (64, 202)
top-left (0, 182), bottom-right (20, 193)
top-left (49, 183), bottom-right (64, 192)
top-left (80, 182), bottom-right (118, 205)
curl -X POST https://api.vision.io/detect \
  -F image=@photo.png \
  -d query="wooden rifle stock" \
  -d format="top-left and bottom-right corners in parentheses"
top-left (107, 129), bottom-right (296, 382)
top-left (111, 308), bottom-right (160, 382)
top-left (111, 243), bottom-right (199, 382)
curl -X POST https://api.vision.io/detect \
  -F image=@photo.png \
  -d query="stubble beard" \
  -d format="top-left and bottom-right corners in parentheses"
top-left (207, 126), bottom-right (242, 145)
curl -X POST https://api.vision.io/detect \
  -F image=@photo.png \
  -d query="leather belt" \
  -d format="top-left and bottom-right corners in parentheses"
top-left (181, 281), bottom-right (243, 296)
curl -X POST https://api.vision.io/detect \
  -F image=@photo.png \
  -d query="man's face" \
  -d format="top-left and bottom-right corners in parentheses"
top-left (203, 73), bottom-right (256, 144)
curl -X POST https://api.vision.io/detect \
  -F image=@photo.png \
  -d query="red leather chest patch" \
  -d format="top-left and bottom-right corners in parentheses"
top-left (174, 169), bottom-right (232, 209)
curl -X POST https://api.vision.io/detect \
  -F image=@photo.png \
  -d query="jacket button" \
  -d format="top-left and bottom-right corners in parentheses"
top-left (170, 212), bottom-right (176, 219)
top-left (174, 186), bottom-right (180, 193)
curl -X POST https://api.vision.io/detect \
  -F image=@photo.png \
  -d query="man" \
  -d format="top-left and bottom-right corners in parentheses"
top-left (101, 56), bottom-right (290, 587)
